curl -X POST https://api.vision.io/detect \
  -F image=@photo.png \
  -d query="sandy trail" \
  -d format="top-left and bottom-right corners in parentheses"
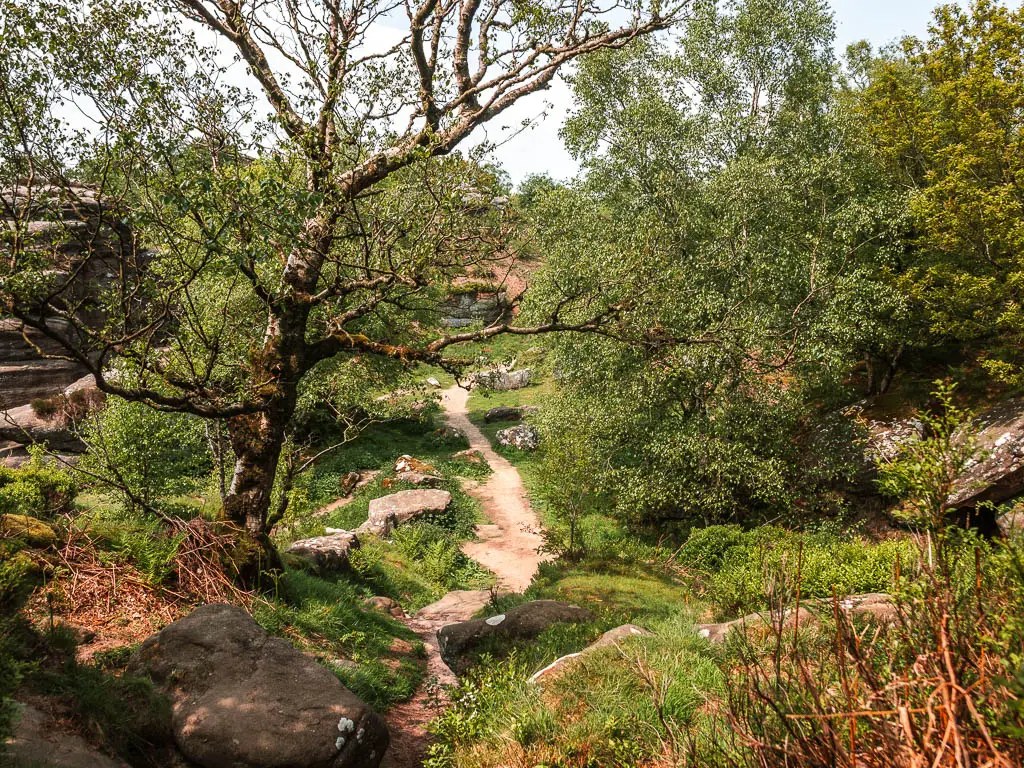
top-left (381, 383), bottom-right (547, 767)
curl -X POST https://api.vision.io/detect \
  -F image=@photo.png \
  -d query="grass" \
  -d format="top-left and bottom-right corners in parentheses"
top-left (254, 568), bottom-right (426, 712)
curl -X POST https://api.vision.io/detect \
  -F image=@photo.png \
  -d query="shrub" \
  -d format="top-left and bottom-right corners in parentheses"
top-left (0, 455), bottom-right (77, 519)
top-left (679, 524), bottom-right (916, 618)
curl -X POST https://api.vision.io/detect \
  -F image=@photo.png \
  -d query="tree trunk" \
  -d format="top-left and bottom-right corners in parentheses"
top-left (219, 308), bottom-right (309, 585)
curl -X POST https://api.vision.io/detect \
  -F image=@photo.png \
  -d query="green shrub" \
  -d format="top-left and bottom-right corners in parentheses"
top-left (0, 457), bottom-right (77, 519)
top-left (679, 524), bottom-right (916, 618)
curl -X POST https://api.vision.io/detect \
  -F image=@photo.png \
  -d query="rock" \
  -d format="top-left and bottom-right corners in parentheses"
top-left (2, 702), bottom-right (131, 768)
top-left (495, 424), bottom-right (540, 451)
top-left (415, 589), bottom-right (501, 623)
top-left (126, 603), bottom-right (388, 768)
top-left (0, 514), bottom-right (57, 547)
top-left (439, 291), bottom-right (509, 326)
top-left (484, 405), bottom-right (523, 423)
top-left (394, 471), bottom-right (442, 487)
top-left (394, 455), bottom-right (436, 474)
top-left (438, 600), bottom-right (594, 673)
top-left (363, 596), bottom-right (406, 619)
top-left (697, 594), bottom-right (897, 645)
top-left (433, 425), bottom-right (465, 442)
top-left (472, 368), bottom-right (532, 391)
top-left (285, 531), bottom-right (360, 572)
top-left (357, 489), bottom-right (452, 538)
top-left (0, 402), bottom-right (87, 452)
top-left (529, 624), bottom-right (653, 684)
top-left (948, 398), bottom-right (1024, 514)
top-left (339, 471), bottom-right (362, 496)
top-left (426, 377), bottom-right (441, 388)
top-left (451, 449), bottom-right (486, 465)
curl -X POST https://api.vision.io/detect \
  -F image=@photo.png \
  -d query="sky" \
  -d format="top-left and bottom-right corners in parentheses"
top-left (490, 0), bottom-right (948, 185)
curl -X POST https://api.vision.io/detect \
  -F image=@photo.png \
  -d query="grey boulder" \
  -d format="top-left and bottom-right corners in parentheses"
top-left (286, 531), bottom-right (360, 572)
top-left (495, 424), bottom-right (540, 451)
top-left (357, 489), bottom-right (451, 537)
top-left (127, 603), bottom-right (388, 768)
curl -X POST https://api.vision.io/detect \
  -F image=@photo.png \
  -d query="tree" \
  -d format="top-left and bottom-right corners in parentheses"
top-left (855, 0), bottom-right (1024, 382)
top-left (523, 0), bottom-right (903, 527)
top-left (0, 0), bottom-right (683, 575)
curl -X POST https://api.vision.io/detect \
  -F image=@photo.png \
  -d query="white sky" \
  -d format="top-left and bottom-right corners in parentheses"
top-left (489, 0), bottom-right (950, 186)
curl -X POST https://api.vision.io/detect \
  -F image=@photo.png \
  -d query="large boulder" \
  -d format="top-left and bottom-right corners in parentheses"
top-left (472, 368), bottom-right (532, 392)
top-left (356, 489), bottom-right (451, 538)
top-left (285, 531), bottom-right (360, 572)
top-left (948, 398), bottom-right (1024, 515)
top-left (495, 424), bottom-right (540, 451)
top-left (437, 600), bottom-right (594, 673)
top-left (126, 603), bottom-right (388, 768)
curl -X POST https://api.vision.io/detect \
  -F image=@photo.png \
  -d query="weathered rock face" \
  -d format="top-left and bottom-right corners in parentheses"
top-left (127, 603), bottom-right (388, 768)
top-left (948, 398), bottom-right (1024, 512)
top-left (1, 185), bottom-right (138, 409)
top-left (472, 368), bottom-right (532, 391)
top-left (356, 489), bottom-right (452, 538)
top-left (440, 290), bottom-right (509, 328)
top-left (529, 624), bottom-right (653, 684)
top-left (496, 424), bottom-right (540, 451)
top-left (286, 531), bottom-right (360, 572)
top-left (437, 600), bottom-right (594, 673)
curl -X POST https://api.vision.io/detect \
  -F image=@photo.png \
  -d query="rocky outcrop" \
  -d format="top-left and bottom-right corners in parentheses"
top-left (451, 449), bottom-right (486, 465)
top-left (483, 405), bottom-right (538, 423)
top-left (529, 624), bottom-right (653, 684)
top-left (440, 290), bottom-right (509, 328)
top-left (697, 594), bottom-right (897, 644)
top-left (437, 600), bottom-right (594, 673)
top-left (285, 531), bottom-right (360, 572)
top-left (496, 424), bottom-right (539, 451)
top-left (1, 185), bottom-right (139, 408)
top-left (356, 489), bottom-right (452, 538)
top-left (1, 703), bottom-right (131, 768)
top-left (394, 455), bottom-right (436, 474)
top-left (363, 596), bottom-right (406, 619)
top-left (948, 398), bottom-right (1024, 512)
top-left (127, 603), bottom-right (388, 768)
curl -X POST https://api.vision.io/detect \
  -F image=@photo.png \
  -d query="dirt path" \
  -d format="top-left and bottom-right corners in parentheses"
top-left (381, 383), bottom-right (547, 767)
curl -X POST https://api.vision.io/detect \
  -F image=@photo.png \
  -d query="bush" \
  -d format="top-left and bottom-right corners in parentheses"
top-left (0, 456), bottom-right (77, 519)
top-left (679, 524), bottom-right (916, 619)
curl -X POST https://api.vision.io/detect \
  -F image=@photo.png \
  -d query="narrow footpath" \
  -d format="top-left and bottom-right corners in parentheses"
top-left (381, 383), bottom-right (547, 767)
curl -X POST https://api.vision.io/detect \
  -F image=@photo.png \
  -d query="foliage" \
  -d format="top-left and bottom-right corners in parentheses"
top-left (877, 381), bottom-right (978, 530)
top-left (525, 0), bottom-right (905, 528)
top-left (678, 523), bottom-right (915, 619)
top-left (0, 452), bottom-right (78, 520)
top-left (855, 0), bottom-right (1024, 382)
top-left (724, 532), bottom-right (1024, 767)
top-left (78, 399), bottom-right (210, 513)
